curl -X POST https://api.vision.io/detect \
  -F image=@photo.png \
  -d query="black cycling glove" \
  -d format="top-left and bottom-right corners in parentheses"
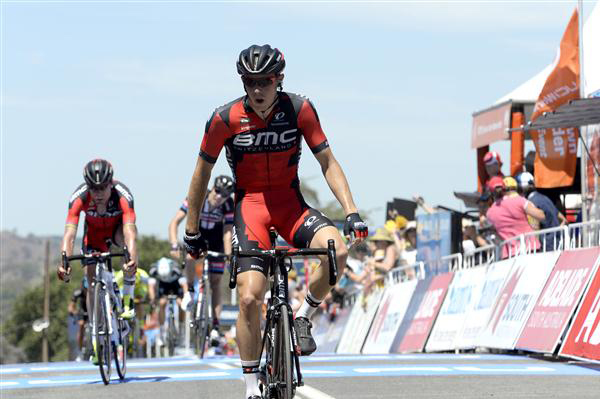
top-left (183, 231), bottom-right (208, 259)
top-left (343, 213), bottom-right (368, 240)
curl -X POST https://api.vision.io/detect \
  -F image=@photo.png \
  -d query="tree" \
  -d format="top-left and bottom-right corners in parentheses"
top-left (136, 235), bottom-right (171, 271)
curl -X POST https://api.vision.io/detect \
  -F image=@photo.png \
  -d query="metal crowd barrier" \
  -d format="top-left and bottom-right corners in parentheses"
top-left (382, 219), bottom-right (600, 286)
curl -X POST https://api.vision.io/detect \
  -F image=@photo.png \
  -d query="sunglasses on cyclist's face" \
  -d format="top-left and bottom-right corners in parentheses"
top-left (242, 76), bottom-right (277, 88)
top-left (214, 187), bottom-right (228, 197)
top-left (89, 184), bottom-right (110, 193)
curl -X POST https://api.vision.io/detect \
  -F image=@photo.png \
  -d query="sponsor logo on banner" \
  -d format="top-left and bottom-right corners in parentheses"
top-left (390, 277), bottom-right (432, 353)
top-left (392, 273), bottom-right (454, 353)
top-left (337, 288), bottom-right (384, 354)
top-left (560, 249), bottom-right (600, 361)
top-left (477, 252), bottom-right (560, 350)
top-left (363, 280), bottom-right (418, 354)
top-left (517, 248), bottom-right (600, 353)
top-left (456, 259), bottom-right (516, 349)
top-left (426, 267), bottom-right (487, 351)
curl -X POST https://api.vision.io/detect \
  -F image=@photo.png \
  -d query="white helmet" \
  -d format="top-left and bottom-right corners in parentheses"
top-left (517, 172), bottom-right (535, 189)
top-left (156, 257), bottom-right (175, 279)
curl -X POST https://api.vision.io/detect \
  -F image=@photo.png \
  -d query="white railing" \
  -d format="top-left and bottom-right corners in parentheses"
top-left (378, 220), bottom-right (599, 286)
top-left (386, 262), bottom-right (425, 286)
top-left (463, 244), bottom-right (496, 269)
top-left (567, 220), bottom-right (600, 249)
top-left (442, 253), bottom-right (463, 271)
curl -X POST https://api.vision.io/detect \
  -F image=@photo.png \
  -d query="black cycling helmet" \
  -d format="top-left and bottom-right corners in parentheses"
top-left (213, 175), bottom-right (234, 197)
top-left (83, 159), bottom-right (113, 188)
top-left (237, 44), bottom-right (285, 76)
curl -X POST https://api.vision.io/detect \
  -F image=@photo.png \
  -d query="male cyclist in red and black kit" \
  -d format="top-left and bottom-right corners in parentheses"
top-left (57, 159), bottom-right (139, 364)
top-left (183, 45), bottom-right (368, 399)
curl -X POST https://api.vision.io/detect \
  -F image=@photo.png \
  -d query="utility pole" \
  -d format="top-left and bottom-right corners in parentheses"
top-left (42, 240), bottom-right (50, 362)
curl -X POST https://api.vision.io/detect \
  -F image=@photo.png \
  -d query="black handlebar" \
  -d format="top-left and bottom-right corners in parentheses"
top-left (229, 240), bottom-right (338, 289)
top-left (63, 247), bottom-right (131, 266)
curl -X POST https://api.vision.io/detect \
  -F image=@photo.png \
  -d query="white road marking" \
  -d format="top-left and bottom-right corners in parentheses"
top-left (209, 362), bottom-right (236, 370)
top-left (301, 370), bottom-right (342, 375)
top-left (0, 381), bottom-right (19, 386)
top-left (354, 366), bottom-right (452, 373)
top-left (453, 366), bottom-right (554, 372)
top-left (137, 371), bottom-right (230, 379)
top-left (297, 384), bottom-right (337, 399)
top-left (29, 379), bottom-right (99, 385)
top-left (0, 368), bottom-right (23, 374)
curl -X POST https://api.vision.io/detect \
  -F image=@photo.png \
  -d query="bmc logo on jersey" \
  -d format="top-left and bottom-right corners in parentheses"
top-left (233, 129), bottom-right (298, 151)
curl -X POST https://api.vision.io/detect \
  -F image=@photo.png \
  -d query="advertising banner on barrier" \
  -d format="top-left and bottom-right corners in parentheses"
top-left (477, 252), bottom-right (560, 349)
top-left (312, 306), bottom-right (352, 353)
top-left (517, 248), bottom-right (600, 353)
top-left (560, 252), bottom-right (600, 361)
top-left (336, 288), bottom-right (384, 354)
top-left (362, 280), bottom-right (418, 354)
top-left (455, 258), bottom-right (516, 349)
top-left (426, 267), bottom-right (487, 352)
top-left (390, 272), bottom-right (454, 353)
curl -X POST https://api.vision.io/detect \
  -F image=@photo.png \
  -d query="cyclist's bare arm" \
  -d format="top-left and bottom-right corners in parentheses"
top-left (61, 225), bottom-right (78, 257)
top-left (223, 224), bottom-right (233, 255)
top-left (185, 157), bottom-right (214, 233)
top-left (169, 210), bottom-right (186, 246)
top-left (123, 224), bottom-right (138, 270)
top-left (314, 148), bottom-right (359, 216)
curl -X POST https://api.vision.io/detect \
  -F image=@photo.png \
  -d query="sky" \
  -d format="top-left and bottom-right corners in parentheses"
top-left (1, 0), bottom-right (597, 239)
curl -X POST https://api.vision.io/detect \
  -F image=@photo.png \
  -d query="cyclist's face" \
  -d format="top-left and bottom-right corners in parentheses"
top-left (208, 187), bottom-right (228, 206)
top-left (243, 74), bottom-right (282, 112)
top-left (89, 183), bottom-right (111, 203)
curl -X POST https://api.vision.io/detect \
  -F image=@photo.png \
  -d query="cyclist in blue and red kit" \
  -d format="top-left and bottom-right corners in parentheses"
top-left (182, 45), bottom-right (368, 399)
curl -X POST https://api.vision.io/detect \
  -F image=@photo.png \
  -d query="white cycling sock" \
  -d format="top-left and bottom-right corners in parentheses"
top-left (122, 277), bottom-right (135, 305)
top-left (241, 360), bottom-right (261, 398)
top-left (296, 290), bottom-right (321, 320)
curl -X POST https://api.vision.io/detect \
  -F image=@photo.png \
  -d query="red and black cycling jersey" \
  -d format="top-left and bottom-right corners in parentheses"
top-left (65, 181), bottom-right (136, 252)
top-left (199, 92), bottom-right (329, 191)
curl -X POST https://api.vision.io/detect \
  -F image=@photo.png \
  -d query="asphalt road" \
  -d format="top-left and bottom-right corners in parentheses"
top-left (2, 353), bottom-right (599, 399)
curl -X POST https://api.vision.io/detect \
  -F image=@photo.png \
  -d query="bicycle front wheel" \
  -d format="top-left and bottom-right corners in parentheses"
top-left (274, 308), bottom-right (294, 399)
top-left (114, 318), bottom-right (127, 380)
top-left (94, 283), bottom-right (112, 385)
top-left (167, 312), bottom-right (177, 357)
top-left (194, 291), bottom-right (210, 358)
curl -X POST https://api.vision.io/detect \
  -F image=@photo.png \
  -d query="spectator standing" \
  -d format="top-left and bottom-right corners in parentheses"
top-left (485, 176), bottom-right (546, 258)
top-left (366, 228), bottom-right (399, 286)
top-left (517, 172), bottom-right (567, 250)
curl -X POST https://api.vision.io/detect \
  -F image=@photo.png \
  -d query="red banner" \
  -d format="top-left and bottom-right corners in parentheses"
top-left (395, 273), bottom-right (453, 353)
top-left (530, 9), bottom-right (580, 188)
top-left (560, 255), bottom-right (600, 362)
top-left (517, 248), bottom-right (600, 353)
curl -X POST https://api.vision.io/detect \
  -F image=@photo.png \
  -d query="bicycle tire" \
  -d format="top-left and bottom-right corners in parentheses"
top-left (274, 308), bottom-right (294, 399)
top-left (195, 289), bottom-right (211, 358)
top-left (114, 318), bottom-right (127, 379)
top-left (94, 283), bottom-right (111, 385)
top-left (167, 310), bottom-right (177, 357)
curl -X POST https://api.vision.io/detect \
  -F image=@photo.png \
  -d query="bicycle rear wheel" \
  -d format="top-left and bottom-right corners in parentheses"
top-left (273, 308), bottom-right (294, 399)
top-left (114, 318), bottom-right (127, 380)
top-left (94, 283), bottom-right (112, 385)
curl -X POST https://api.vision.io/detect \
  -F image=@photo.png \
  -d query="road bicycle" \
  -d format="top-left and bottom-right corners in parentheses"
top-left (229, 231), bottom-right (338, 399)
top-left (63, 248), bottom-right (131, 385)
top-left (190, 250), bottom-right (227, 358)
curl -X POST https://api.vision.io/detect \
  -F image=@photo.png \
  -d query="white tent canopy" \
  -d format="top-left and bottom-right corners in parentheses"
top-left (494, 1), bottom-right (599, 105)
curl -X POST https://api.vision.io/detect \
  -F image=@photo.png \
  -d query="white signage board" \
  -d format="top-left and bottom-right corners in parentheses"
top-left (425, 267), bottom-right (487, 352)
top-left (455, 258), bottom-right (516, 349)
top-left (362, 280), bottom-right (418, 354)
top-left (477, 252), bottom-right (560, 350)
